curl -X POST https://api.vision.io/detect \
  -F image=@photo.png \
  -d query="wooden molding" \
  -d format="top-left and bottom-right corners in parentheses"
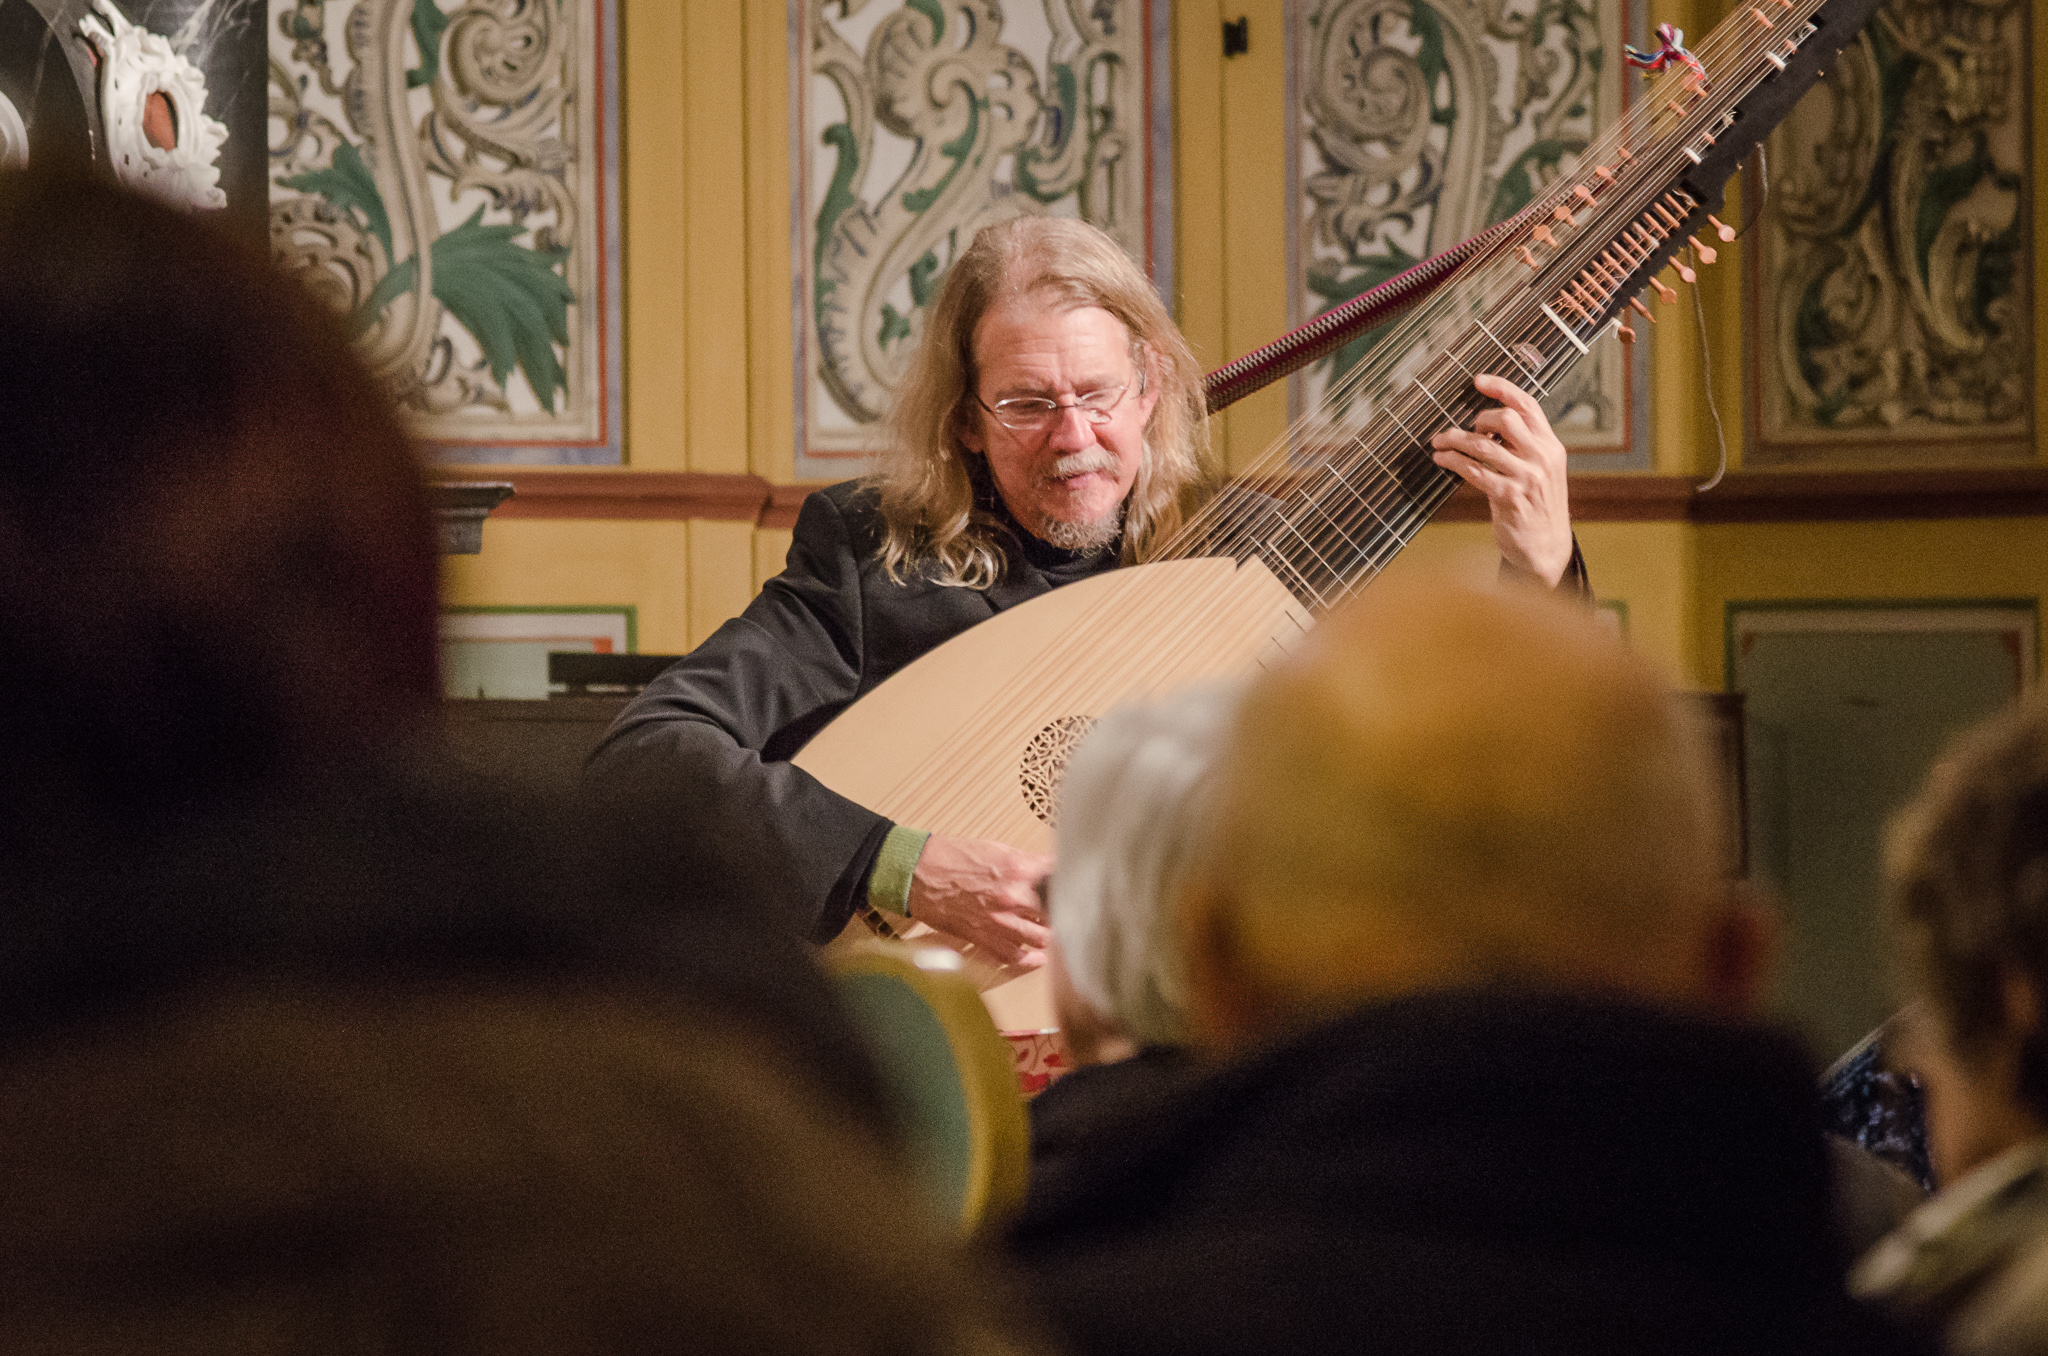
top-left (760, 482), bottom-right (823, 529)
top-left (433, 470), bottom-right (775, 522)
top-left (1434, 468), bottom-right (2048, 523)
top-left (1682, 468), bottom-right (2048, 523)
top-left (434, 466), bottom-right (2048, 528)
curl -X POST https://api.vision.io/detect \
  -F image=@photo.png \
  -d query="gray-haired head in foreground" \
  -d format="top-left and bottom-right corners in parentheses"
top-left (1048, 682), bottom-right (1243, 1050)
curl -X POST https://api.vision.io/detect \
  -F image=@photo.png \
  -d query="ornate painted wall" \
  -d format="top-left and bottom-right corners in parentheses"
top-left (1287, 0), bottom-right (1641, 463)
top-left (1746, 0), bottom-right (2031, 464)
top-left (269, 0), bottom-right (622, 464)
top-left (795, 0), bottom-right (1168, 475)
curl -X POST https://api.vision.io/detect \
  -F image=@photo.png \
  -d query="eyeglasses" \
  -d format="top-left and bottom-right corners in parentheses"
top-left (975, 381), bottom-right (1134, 433)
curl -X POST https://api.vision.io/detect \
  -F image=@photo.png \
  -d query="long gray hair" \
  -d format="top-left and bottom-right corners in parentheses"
top-left (874, 216), bottom-right (1213, 588)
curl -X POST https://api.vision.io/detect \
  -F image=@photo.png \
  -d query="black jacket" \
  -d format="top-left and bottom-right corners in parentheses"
top-left (1007, 990), bottom-right (1931, 1356)
top-left (586, 481), bottom-right (1122, 943)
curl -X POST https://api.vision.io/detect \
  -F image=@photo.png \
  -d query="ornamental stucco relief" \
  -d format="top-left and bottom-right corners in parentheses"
top-left (269, 0), bottom-right (620, 463)
top-left (800, 0), bottom-right (1154, 463)
top-left (1748, 0), bottom-right (2031, 462)
top-left (1290, 0), bottom-right (1635, 457)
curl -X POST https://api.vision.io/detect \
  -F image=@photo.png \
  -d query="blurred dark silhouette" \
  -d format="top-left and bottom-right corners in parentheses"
top-left (0, 983), bottom-right (1039, 1356)
top-left (0, 157), bottom-right (890, 1127)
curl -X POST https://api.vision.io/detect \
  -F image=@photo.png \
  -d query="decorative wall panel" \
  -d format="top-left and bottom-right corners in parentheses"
top-left (1746, 0), bottom-right (2031, 465)
top-left (795, 0), bottom-right (1169, 475)
top-left (269, 0), bottom-right (622, 464)
top-left (1286, 0), bottom-right (1643, 465)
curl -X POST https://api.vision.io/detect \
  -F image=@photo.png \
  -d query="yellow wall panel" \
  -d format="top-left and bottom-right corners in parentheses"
top-left (623, 0), bottom-right (687, 470)
top-left (1694, 519), bottom-right (2048, 686)
top-left (443, 520), bottom-right (695, 654)
top-left (1216, 0), bottom-right (1289, 472)
top-left (1574, 521), bottom-right (1698, 682)
top-left (682, 3), bottom-right (751, 474)
top-left (745, 0), bottom-right (796, 482)
top-left (687, 520), bottom-right (761, 646)
top-left (1173, 0), bottom-right (1224, 369)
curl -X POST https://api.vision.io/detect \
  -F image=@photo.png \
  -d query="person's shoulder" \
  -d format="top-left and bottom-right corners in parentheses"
top-left (789, 479), bottom-right (885, 547)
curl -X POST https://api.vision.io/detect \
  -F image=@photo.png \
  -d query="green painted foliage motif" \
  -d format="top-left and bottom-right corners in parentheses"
top-left (288, 142), bottom-right (575, 413)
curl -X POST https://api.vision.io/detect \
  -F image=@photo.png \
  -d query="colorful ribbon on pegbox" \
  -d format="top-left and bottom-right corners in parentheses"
top-left (1625, 23), bottom-right (1707, 83)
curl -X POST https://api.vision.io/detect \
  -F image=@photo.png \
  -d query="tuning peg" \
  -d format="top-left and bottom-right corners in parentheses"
top-left (1617, 321), bottom-right (1638, 343)
top-left (1708, 214), bottom-right (1736, 241)
top-left (1671, 257), bottom-right (1697, 284)
top-left (1650, 277), bottom-right (1678, 304)
top-left (1532, 225), bottom-right (1557, 246)
top-left (1517, 246), bottom-right (1540, 271)
top-left (1629, 297), bottom-right (1658, 323)
top-left (1689, 234), bottom-right (1718, 265)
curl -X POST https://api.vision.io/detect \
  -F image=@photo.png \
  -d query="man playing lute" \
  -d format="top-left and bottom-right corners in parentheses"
top-left (588, 216), bottom-right (1582, 968)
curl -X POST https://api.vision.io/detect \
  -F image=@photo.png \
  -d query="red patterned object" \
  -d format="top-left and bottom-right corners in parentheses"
top-left (1003, 1028), bottom-right (1072, 1099)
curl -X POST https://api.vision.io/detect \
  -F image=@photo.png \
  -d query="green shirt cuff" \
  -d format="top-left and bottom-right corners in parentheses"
top-left (867, 825), bottom-right (930, 918)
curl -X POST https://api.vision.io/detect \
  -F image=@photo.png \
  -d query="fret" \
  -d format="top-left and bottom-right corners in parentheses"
top-left (1260, 545), bottom-right (1331, 609)
top-left (1410, 379), bottom-right (1459, 427)
top-left (1293, 488), bottom-right (1372, 562)
top-left (1276, 516), bottom-right (1343, 584)
top-left (1474, 318), bottom-right (1548, 395)
top-left (1538, 304), bottom-right (1591, 355)
top-left (1378, 401), bottom-right (1431, 450)
top-left (1323, 456), bottom-right (1402, 538)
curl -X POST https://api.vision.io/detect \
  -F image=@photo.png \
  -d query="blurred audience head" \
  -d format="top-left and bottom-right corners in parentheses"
top-left (0, 981), bottom-right (1034, 1355)
top-left (1046, 683), bottom-right (1239, 1064)
top-left (0, 164), bottom-right (437, 834)
top-left (1183, 576), bottom-right (1757, 1052)
top-left (1886, 694), bottom-right (2048, 1184)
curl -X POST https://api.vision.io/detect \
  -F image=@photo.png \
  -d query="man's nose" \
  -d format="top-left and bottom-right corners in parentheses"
top-left (1044, 401), bottom-right (1097, 448)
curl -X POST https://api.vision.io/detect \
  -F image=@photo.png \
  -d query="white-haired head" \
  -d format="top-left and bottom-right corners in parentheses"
top-left (1047, 682), bottom-right (1242, 1051)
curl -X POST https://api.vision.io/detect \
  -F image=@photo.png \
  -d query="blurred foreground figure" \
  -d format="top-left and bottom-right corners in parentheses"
top-left (0, 163), bottom-right (881, 1115)
top-left (1854, 695), bottom-right (2048, 1354)
top-left (0, 986), bottom-right (1037, 1356)
top-left (1009, 576), bottom-right (1928, 1356)
top-left (0, 166), bottom-right (1032, 1349)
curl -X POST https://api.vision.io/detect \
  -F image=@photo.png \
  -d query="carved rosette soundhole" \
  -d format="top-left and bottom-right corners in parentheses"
top-left (1019, 716), bottom-right (1097, 826)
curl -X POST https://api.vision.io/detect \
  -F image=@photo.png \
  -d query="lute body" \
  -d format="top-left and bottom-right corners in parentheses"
top-left (796, 555), bottom-right (1308, 1028)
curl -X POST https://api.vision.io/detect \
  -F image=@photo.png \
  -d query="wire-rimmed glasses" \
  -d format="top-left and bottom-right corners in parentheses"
top-left (975, 381), bottom-right (1133, 434)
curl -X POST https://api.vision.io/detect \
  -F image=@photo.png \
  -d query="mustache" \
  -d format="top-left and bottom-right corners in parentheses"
top-left (1044, 451), bottom-right (1120, 481)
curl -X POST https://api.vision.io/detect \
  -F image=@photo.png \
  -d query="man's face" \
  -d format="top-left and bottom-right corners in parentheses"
top-left (961, 299), bottom-right (1159, 549)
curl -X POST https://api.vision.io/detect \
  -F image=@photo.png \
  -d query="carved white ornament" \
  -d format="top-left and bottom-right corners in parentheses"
top-left (803, 0), bottom-right (1148, 458)
top-left (78, 0), bottom-right (228, 211)
top-left (0, 89), bottom-right (26, 170)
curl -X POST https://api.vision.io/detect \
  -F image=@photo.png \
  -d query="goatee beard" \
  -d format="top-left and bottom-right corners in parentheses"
top-left (1038, 503), bottom-right (1123, 553)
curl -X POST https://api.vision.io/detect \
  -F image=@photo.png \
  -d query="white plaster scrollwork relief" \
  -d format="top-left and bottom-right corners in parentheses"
top-left (270, 0), bottom-right (619, 462)
top-left (801, 0), bottom-right (1152, 463)
top-left (1751, 0), bottom-right (2031, 460)
top-left (79, 0), bottom-right (228, 211)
